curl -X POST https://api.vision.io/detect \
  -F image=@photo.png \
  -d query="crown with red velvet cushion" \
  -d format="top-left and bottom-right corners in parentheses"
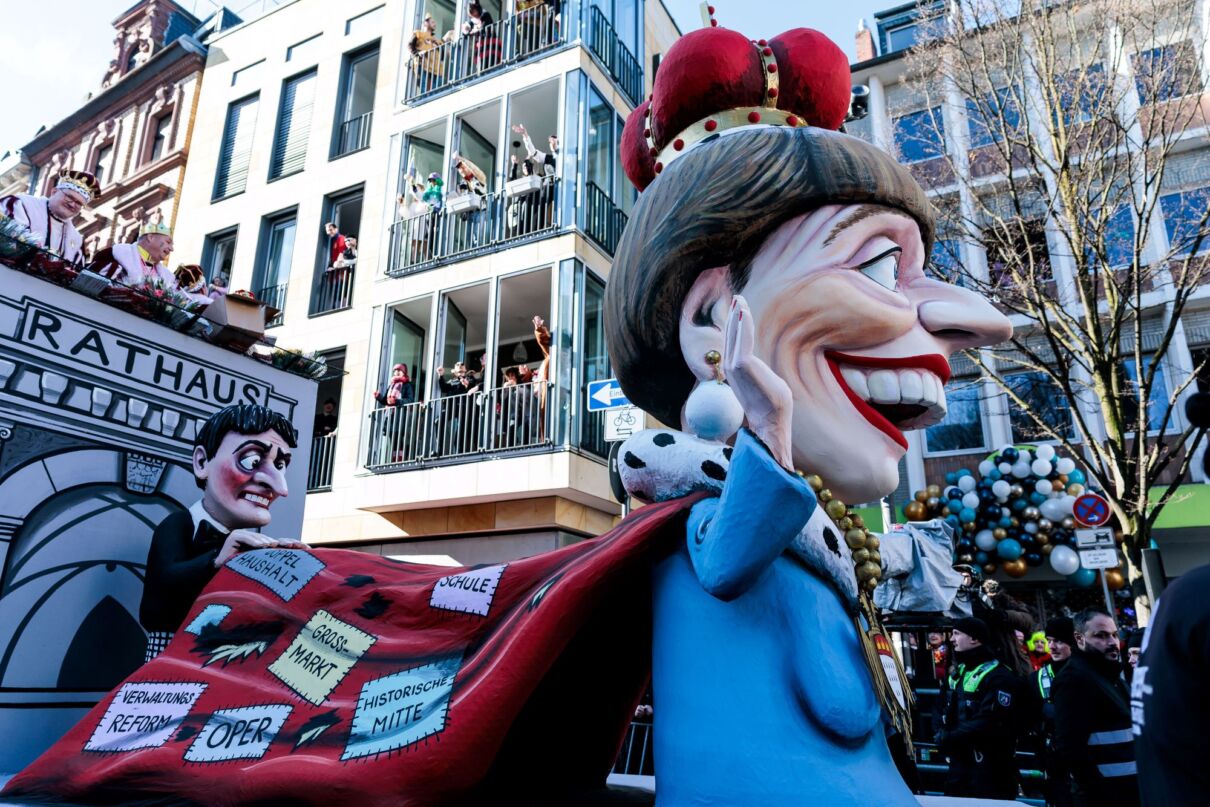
top-left (622, 26), bottom-right (852, 191)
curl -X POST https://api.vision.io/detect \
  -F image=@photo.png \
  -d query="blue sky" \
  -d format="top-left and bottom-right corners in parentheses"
top-left (0, 0), bottom-right (889, 154)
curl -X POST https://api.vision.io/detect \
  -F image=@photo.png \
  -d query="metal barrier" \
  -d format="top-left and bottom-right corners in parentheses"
top-left (366, 381), bottom-right (553, 469)
top-left (307, 432), bottom-right (336, 491)
top-left (587, 5), bottom-right (642, 105)
top-left (335, 111), bottom-right (373, 156)
top-left (387, 179), bottom-right (560, 276)
top-left (404, 5), bottom-right (561, 103)
top-left (584, 181), bottom-right (627, 256)
top-left (311, 266), bottom-right (354, 315)
top-left (612, 720), bottom-right (653, 776)
top-left (255, 282), bottom-right (289, 328)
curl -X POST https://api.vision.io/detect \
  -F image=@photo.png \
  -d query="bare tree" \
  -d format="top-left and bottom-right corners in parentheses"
top-left (897, 0), bottom-right (1210, 615)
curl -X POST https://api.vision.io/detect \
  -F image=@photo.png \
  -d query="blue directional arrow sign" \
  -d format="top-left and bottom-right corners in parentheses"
top-left (587, 378), bottom-right (632, 412)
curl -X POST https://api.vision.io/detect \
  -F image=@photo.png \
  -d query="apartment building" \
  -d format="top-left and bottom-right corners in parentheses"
top-left (172, 0), bottom-right (679, 561)
top-left (849, 0), bottom-right (1210, 574)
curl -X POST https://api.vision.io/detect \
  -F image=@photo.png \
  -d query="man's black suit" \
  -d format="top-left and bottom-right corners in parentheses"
top-left (139, 510), bottom-right (226, 632)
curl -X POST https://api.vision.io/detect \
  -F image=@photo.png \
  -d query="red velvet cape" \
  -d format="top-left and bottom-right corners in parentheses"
top-left (4, 497), bottom-right (696, 805)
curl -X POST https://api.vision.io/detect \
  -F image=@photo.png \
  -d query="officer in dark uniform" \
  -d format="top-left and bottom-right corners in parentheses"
top-left (1032, 616), bottom-right (1075, 806)
top-left (935, 616), bottom-right (1023, 799)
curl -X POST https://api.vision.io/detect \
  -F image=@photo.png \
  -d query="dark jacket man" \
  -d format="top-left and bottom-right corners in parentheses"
top-left (936, 616), bottom-right (1023, 799)
top-left (1029, 616), bottom-right (1075, 807)
top-left (1053, 610), bottom-right (1139, 807)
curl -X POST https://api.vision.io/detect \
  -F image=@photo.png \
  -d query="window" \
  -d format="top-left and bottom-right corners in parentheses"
top-left (925, 379), bottom-right (986, 453)
top-left (893, 107), bottom-right (945, 163)
top-left (269, 70), bottom-right (317, 179)
top-left (256, 211), bottom-right (297, 323)
top-left (579, 270), bottom-right (611, 457)
top-left (202, 228), bottom-right (237, 285)
top-left (1160, 187), bottom-right (1210, 256)
top-left (966, 87), bottom-right (1022, 148)
top-left (92, 144), bottom-right (113, 187)
top-left (1121, 357), bottom-right (1170, 432)
top-left (148, 114), bottom-right (172, 163)
top-left (1005, 371), bottom-right (1073, 441)
top-left (1133, 42), bottom-right (1199, 106)
top-left (335, 45), bottom-right (379, 157)
top-left (984, 219), bottom-right (1051, 287)
top-left (929, 238), bottom-right (964, 284)
top-left (583, 83), bottom-right (628, 252)
top-left (1084, 205), bottom-right (1135, 269)
top-left (886, 23), bottom-right (918, 52)
top-left (385, 300), bottom-right (431, 402)
top-left (213, 94), bottom-right (259, 200)
top-left (1055, 64), bottom-right (1108, 127)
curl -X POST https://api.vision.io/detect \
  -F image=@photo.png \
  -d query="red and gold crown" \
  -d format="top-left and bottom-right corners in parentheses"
top-left (55, 170), bottom-right (101, 204)
top-left (622, 25), bottom-right (852, 191)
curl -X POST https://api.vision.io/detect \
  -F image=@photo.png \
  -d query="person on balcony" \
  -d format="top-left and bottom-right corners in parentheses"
top-left (512, 123), bottom-right (558, 178)
top-left (399, 173), bottom-right (434, 264)
top-left (313, 398), bottom-right (339, 438)
top-left (173, 263), bottom-right (213, 307)
top-left (452, 154), bottom-right (489, 248)
top-left (1, 169), bottom-right (98, 266)
top-left (324, 222), bottom-right (348, 272)
top-left (463, 2), bottom-right (501, 71)
top-left (208, 271), bottom-right (229, 301)
top-left (507, 153), bottom-right (538, 234)
top-left (532, 315), bottom-right (552, 441)
top-left (89, 219), bottom-right (176, 287)
top-left (408, 13), bottom-right (447, 94)
top-left (334, 236), bottom-right (358, 271)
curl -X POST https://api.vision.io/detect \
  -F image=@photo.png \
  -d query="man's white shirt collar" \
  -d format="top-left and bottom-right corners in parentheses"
top-left (190, 499), bottom-right (231, 536)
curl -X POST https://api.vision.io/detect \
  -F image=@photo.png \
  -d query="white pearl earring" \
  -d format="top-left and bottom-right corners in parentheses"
top-left (684, 350), bottom-right (744, 442)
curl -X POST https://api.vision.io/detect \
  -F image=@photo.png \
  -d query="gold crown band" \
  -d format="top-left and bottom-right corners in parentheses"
top-left (55, 180), bottom-right (93, 204)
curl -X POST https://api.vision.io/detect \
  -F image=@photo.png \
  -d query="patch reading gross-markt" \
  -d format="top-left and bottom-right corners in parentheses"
top-left (268, 609), bottom-right (376, 705)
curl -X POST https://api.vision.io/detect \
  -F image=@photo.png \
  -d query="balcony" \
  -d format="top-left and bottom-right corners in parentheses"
top-left (404, 5), bottom-right (562, 104)
top-left (366, 381), bottom-right (553, 470)
top-left (335, 111), bottom-right (373, 157)
top-left (255, 281), bottom-right (289, 328)
top-left (584, 181), bottom-right (627, 256)
top-left (387, 179), bottom-right (561, 277)
top-left (310, 267), bottom-right (355, 315)
top-left (586, 5), bottom-right (642, 106)
top-left (307, 432), bottom-right (336, 492)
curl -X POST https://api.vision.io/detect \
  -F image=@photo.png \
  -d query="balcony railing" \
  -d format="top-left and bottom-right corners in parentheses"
top-left (584, 181), bottom-right (627, 256)
top-left (387, 179), bottom-right (560, 277)
top-left (612, 720), bottom-right (653, 776)
top-left (587, 5), bottom-right (642, 106)
top-left (335, 111), bottom-right (373, 157)
top-left (404, 4), bottom-right (561, 103)
top-left (255, 281), bottom-right (288, 328)
top-left (310, 266), bottom-right (354, 315)
top-left (366, 381), bottom-right (552, 470)
top-left (307, 432), bottom-right (336, 491)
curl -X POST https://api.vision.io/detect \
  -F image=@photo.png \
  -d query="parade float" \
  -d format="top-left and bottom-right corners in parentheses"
top-left (3, 18), bottom-right (1018, 807)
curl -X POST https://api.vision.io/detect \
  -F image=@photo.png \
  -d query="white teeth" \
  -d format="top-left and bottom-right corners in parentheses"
top-left (840, 367), bottom-right (870, 400)
top-left (867, 370), bottom-right (900, 404)
top-left (835, 362), bottom-right (950, 430)
top-left (899, 370), bottom-right (924, 403)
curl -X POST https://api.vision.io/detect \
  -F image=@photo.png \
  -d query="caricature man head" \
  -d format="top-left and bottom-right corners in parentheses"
top-left (607, 127), bottom-right (1012, 504)
top-left (192, 404), bottom-right (298, 530)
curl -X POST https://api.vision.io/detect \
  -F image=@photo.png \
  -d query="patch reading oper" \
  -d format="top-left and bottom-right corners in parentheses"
top-left (429, 564), bottom-right (506, 617)
top-left (184, 704), bottom-right (293, 763)
top-left (343, 654), bottom-right (462, 760)
top-left (269, 610), bottom-right (376, 706)
top-left (226, 548), bottom-right (324, 602)
top-left (85, 682), bottom-right (207, 753)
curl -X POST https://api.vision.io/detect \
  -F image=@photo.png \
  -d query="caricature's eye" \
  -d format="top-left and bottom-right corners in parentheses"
top-left (238, 452), bottom-right (262, 472)
top-left (856, 247), bottom-right (901, 291)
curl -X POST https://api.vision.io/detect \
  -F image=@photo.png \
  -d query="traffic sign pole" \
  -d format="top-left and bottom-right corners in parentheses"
top-left (1100, 570), bottom-right (1114, 617)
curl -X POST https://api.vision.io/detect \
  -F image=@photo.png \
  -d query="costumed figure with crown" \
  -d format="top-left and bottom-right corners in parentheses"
top-left (0, 169), bottom-right (99, 266)
top-left (88, 218), bottom-right (177, 287)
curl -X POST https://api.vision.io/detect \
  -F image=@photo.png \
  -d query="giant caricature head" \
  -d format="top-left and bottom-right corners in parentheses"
top-left (606, 26), bottom-right (1012, 504)
top-left (192, 404), bottom-right (298, 529)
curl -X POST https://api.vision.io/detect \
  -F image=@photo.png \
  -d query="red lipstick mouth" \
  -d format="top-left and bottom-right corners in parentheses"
top-left (823, 350), bottom-right (952, 451)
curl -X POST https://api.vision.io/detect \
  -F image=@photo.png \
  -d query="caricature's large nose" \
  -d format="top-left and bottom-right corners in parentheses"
top-left (918, 289), bottom-right (1013, 351)
top-left (254, 462), bottom-right (289, 499)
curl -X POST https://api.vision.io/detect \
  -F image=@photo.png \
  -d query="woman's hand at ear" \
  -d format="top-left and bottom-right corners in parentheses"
top-left (723, 295), bottom-right (795, 472)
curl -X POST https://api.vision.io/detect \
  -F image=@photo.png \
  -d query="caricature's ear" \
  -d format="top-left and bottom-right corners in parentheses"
top-left (192, 445), bottom-right (209, 484)
top-left (678, 266), bottom-right (732, 382)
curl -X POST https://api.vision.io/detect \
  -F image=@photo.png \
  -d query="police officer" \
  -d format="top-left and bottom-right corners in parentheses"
top-left (935, 616), bottom-right (1022, 799)
top-left (1033, 616), bottom-right (1075, 806)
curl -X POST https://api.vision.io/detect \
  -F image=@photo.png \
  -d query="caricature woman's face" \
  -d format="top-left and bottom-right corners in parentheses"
top-left (688, 204), bottom-right (1011, 503)
top-left (193, 430), bottom-right (291, 529)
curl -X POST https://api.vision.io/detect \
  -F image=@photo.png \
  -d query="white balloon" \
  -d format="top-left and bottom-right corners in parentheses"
top-left (1035, 480), bottom-right (1053, 495)
top-left (1059, 495), bottom-right (1077, 516)
top-left (1024, 521), bottom-right (1039, 534)
top-left (958, 475), bottom-right (977, 492)
top-left (1018, 449), bottom-right (1032, 465)
top-left (962, 492), bottom-right (980, 510)
top-left (1056, 457), bottom-right (1076, 474)
top-left (1032, 459), bottom-right (1053, 477)
top-left (999, 462), bottom-right (1013, 475)
top-left (975, 529), bottom-right (998, 551)
top-left (978, 460), bottom-right (995, 477)
top-left (1012, 461), bottom-right (1032, 478)
top-left (992, 480), bottom-right (1012, 499)
top-left (1036, 444), bottom-right (1056, 461)
top-left (1049, 544), bottom-right (1081, 575)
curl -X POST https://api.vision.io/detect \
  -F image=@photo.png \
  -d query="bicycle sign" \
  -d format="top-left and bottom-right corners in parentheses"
top-left (605, 405), bottom-right (641, 442)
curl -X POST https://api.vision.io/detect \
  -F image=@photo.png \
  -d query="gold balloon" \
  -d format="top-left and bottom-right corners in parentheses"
top-left (850, 514), bottom-right (866, 529)
top-left (926, 484), bottom-right (942, 498)
top-left (964, 522), bottom-right (977, 533)
top-left (868, 550), bottom-right (881, 565)
top-left (857, 561), bottom-right (880, 581)
top-left (1003, 559), bottom-right (1028, 578)
top-left (1105, 568), bottom-right (1127, 590)
top-left (914, 490), bottom-right (929, 502)
top-left (866, 535), bottom-right (880, 551)
top-left (1041, 543), bottom-right (1054, 555)
top-left (825, 499), bottom-right (848, 520)
top-left (1058, 474), bottom-right (1069, 484)
top-left (982, 562), bottom-right (999, 575)
top-left (845, 529), bottom-right (868, 549)
top-left (1035, 532), bottom-right (1050, 546)
top-left (904, 501), bottom-right (927, 521)
top-left (1061, 517), bottom-right (1076, 530)
top-left (1067, 484), bottom-right (1084, 496)
top-left (852, 548), bottom-right (870, 564)
top-left (993, 528), bottom-right (1007, 540)
top-left (838, 516), bottom-right (853, 531)
top-left (941, 506), bottom-right (952, 517)
top-left (818, 488), bottom-right (833, 503)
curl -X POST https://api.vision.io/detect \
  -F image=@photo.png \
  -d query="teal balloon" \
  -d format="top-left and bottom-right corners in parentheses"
top-left (1068, 567), bottom-right (1097, 587)
top-left (1068, 469), bottom-right (1086, 485)
top-left (996, 538), bottom-right (1023, 560)
top-left (959, 507), bottom-right (977, 524)
top-left (975, 551), bottom-right (989, 564)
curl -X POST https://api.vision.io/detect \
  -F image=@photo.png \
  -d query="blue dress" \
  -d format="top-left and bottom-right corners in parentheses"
top-left (650, 429), bottom-right (917, 805)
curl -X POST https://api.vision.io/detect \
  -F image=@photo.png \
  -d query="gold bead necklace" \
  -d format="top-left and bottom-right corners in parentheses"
top-left (798, 472), bottom-right (883, 591)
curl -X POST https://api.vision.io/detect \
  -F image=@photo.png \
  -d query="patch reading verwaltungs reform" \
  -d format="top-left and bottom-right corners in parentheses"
top-left (85, 682), bottom-right (207, 752)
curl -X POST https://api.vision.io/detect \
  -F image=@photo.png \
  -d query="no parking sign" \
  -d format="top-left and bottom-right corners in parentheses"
top-left (1073, 492), bottom-right (1111, 528)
